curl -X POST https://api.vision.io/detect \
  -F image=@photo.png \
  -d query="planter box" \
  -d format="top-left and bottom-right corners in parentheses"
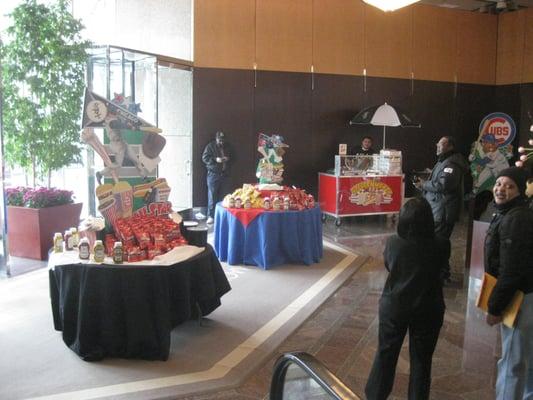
top-left (7, 203), bottom-right (83, 260)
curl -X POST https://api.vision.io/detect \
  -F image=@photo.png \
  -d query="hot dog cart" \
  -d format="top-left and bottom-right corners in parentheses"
top-left (318, 151), bottom-right (404, 226)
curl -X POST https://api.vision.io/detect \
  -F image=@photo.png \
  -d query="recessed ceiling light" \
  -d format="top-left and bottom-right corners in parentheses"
top-left (496, 0), bottom-right (507, 9)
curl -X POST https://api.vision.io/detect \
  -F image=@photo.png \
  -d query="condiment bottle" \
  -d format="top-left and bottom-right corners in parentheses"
top-left (78, 238), bottom-right (90, 260)
top-left (64, 230), bottom-right (73, 251)
top-left (272, 197), bottom-right (281, 211)
top-left (112, 241), bottom-right (123, 264)
top-left (70, 227), bottom-right (79, 248)
top-left (93, 240), bottom-right (105, 263)
top-left (53, 232), bottom-right (63, 253)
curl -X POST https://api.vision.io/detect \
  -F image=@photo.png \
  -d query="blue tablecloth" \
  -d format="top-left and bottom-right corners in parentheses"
top-left (214, 203), bottom-right (323, 269)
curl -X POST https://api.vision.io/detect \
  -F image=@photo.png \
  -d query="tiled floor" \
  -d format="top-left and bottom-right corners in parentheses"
top-left (0, 213), bottom-right (499, 399)
top-left (181, 214), bottom-right (500, 400)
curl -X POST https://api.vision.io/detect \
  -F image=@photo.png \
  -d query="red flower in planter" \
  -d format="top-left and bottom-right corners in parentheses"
top-left (6, 187), bottom-right (74, 208)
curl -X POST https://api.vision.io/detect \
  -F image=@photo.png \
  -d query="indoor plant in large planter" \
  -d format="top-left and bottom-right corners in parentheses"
top-left (1, 1), bottom-right (89, 260)
top-left (6, 187), bottom-right (82, 260)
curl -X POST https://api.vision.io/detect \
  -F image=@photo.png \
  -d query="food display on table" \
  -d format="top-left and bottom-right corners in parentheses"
top-left (222, 184), bottom-right (315, 211)
top-left (106, 214), bottom-right (187, 262)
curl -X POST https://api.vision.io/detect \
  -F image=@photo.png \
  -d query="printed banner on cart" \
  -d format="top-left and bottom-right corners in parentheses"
top-left (338, 176), bottom-right (403, 214)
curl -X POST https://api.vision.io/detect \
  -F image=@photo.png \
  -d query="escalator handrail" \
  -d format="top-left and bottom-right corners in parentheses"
top-left (269, 351), bottom-right (360, 400)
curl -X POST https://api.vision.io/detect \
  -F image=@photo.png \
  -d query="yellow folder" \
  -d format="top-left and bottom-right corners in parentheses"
top-left (476, 272), bottom-right (524, 328)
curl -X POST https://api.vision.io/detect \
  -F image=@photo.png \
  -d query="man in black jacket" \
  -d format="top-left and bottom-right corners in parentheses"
top-left (484, 167), bottom-right (533, 400)
top-left (202, 131), bottom-right (230, 224)
top-left (414, 136), bottom-right (468, 280)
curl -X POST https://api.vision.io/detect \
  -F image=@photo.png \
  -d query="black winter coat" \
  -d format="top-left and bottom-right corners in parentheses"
top-left (381, 235), bottom-right (450, 320)
top-left (202, 141), bottom-right (231, 175)
top-left (422, 151), bottom-right (468, 224)
top-left (484, 197), bottom-right (533, 316)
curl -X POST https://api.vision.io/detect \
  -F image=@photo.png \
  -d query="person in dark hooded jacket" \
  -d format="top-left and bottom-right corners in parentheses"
top-left (365, 197), bottom-right (450, 400)
top-left (484, 166), bottom-right (533, 400)
top-left (202, 131), bottom-right (231, 224)
top-left (414, 136), bottom-right (468, 281)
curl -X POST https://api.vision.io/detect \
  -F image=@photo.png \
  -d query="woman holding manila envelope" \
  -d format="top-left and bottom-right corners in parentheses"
top-left (484, 167), bottom-right (533, 400)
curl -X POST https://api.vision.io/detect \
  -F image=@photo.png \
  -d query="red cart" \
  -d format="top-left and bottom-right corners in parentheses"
top-left (318, 172), bottom-right (404, 226)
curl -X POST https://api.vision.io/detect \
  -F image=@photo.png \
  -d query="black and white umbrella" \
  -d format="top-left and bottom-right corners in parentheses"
top-left (349, 102), bottom-right (421, 149)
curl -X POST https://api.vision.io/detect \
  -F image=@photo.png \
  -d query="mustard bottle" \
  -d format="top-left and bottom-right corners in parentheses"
top-left (53, 232), bottom-right (63, 253)
top-left (112, 242), bottom-right (123, 264)
top-left (70, 227), bottom-right (79, 248)
top-left (93, 240), bottom-right (105, 263)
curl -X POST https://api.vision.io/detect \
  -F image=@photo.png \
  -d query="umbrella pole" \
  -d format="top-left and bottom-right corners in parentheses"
top-left (382, 126), bottom-right (386, 150)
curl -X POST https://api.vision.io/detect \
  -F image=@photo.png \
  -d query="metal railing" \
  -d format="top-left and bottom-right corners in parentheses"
top-left (270, 352), bottom-right (360, 400)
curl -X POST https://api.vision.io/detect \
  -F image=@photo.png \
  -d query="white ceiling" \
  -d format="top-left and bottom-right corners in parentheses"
top-left (422, 0), bottom-right (533, 12)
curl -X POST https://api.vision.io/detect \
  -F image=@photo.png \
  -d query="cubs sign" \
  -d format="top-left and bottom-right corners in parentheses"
top-left (478, 112), bottom-right (516, 146)
top-left (469, 112), bottom-right (515, 194)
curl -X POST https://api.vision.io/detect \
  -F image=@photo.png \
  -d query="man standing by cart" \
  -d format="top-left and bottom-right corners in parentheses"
top-left (202, 131), bottom-right (231, 224)
top-left (350, 136), bottom-right (376, 156)
top-left (414, 136), bottom-right (468, 281)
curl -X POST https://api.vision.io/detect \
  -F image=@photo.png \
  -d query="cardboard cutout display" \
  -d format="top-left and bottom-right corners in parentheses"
top-left (256, 133), bottom-right (289, 184)
top-left (469, 113), bottom-right (515, 194)
top-left (81, 89), bottom-right (166, 185)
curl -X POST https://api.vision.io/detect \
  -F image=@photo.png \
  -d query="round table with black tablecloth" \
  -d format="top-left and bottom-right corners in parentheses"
top-left (49, 244), bottom-right (231, 361)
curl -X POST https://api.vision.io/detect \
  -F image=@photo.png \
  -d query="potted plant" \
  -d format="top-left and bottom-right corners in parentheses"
top-left (1, 1), bottom-right (90, 259)
top-left (6, 187), bottom-right (83, 260)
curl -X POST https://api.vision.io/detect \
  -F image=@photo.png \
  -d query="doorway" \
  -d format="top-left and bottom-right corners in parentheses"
top-left (157, 61), bottom-right (193, 210)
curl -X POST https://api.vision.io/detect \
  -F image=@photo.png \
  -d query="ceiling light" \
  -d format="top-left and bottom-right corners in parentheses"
top-left (496, 0), bottom-right (507, 9)
top-left (362, 0), bottom-right (420, 12)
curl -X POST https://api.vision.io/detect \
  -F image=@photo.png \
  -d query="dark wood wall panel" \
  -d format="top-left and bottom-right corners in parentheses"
top-left (494, 85), bottom-right (522, 133)
top-left (454, 84), bottom-right (496, 149)
top-left (408, 81), bottom-right (455, 171)
top-left (519, 83), bottom-right (533, 175)
top-left (254, 71), bottom-right (313, 190)
top-left (193, 69), bottom-right (498, 206)
top-left (520, 83), bottom-right (533, 140)
top-left (192, 68), bottom-right (255, 206)
top-left (311, 73), bottom-right (363, 194)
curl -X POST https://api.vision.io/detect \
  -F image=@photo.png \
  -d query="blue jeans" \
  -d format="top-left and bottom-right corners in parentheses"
top-left (207, 172), bottom-right (224, 218)
top-left (496, 292), bottom-right (533, 400)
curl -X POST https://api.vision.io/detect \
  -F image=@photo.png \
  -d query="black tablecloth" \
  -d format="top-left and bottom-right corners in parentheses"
top-left (49, 245), bottom-right (231, 361)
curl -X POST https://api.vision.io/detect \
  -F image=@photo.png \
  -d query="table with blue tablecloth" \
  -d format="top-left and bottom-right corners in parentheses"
top-left (214, 202), bottom-right (323, 269)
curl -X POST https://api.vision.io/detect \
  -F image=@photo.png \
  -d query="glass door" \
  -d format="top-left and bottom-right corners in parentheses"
top-left (157, 62), bottom-right (193, 210)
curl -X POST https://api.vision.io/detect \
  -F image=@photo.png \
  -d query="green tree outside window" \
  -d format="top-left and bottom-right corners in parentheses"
top-left (1, 0), bottom-right (91, 187)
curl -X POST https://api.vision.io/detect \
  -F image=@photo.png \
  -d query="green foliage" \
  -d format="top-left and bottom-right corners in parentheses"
top-left (0, 0), bottom-right (91, 186)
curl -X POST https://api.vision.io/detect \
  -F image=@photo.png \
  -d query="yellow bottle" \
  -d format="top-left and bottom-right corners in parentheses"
top-left (70, 227), bottom-right (79, 248)
top-left (112, 242), bottom-right (123, 264)
top-left (93, 240), bottom-right (105, 263)
top-left (53, 232), bottom-right (63, 253)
